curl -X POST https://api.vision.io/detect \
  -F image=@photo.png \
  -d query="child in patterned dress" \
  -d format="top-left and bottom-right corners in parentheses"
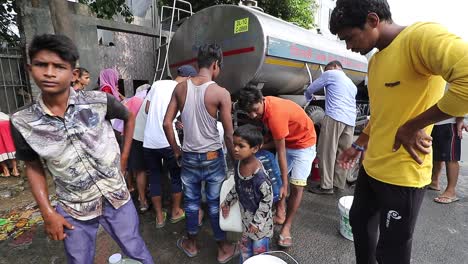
top-left (221, 124), bottom-right (273, 263)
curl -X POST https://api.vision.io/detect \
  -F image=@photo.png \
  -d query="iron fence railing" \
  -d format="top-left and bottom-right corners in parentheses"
top-left (0, 46), bottom-right (31, 114)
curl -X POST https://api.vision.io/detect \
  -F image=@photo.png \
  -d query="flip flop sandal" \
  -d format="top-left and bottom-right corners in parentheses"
top-left (155, 211), bottom-right (167, 229)
top-left (278, 234), bottom-right (293, 248)
top-left (217, 243), bottom-right (239, 264)
top-left (434, 196), bottom-right (459, 204)
top-left (177, 237), bottom-right (198, 258)
top-left (427, 186), bottom-right (440, 191)
top-left (170, 211), bottom-right (186, 224)
top-left (139, 202), bottom-right (149, 213)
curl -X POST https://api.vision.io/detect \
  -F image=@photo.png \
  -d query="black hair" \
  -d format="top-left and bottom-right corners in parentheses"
top-left (329, 0), bottom-right (393, 35)
top-left (325, 60), bottom-right (343, 69)
top-left (197, 44), bottom-right (223, 69)
top-left (28, 34), bottom-right (79, 68)
top-left (76, 67), bottom-right (89, 78)
top-left (234, 124), bottom-right (264, 148)
top-left (237, 88), bottom-right (263, 112)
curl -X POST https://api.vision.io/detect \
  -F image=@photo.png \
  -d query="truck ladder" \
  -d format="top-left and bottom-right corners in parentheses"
top-left (153, 0), bottom-right (193, 82)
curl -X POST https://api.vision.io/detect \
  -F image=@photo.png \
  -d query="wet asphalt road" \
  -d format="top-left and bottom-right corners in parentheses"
top-left (1, 133), bottom-right (467, 264)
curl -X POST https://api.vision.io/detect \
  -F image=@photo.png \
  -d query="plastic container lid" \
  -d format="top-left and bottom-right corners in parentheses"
top-left (108, 253), bottom-right (122, 264)
top-left (243, 255), bottom-right (287, 264)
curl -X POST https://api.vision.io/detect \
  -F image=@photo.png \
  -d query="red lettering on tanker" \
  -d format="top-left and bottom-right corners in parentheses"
top-left (313, 53), bottom-right (325, 63)
top-left (290, 44), bottom-right (312, 60)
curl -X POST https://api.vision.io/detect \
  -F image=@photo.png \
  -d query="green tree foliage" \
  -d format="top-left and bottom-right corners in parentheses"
top-left (79, 0), bottom-right (134, 23)
top-left (0, 0), bottom-right (19, 44)
top-left (159, 0), bottom-right (315, 29)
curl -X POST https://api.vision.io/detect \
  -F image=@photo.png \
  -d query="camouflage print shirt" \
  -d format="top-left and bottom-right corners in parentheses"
top-left (10, 89), bottom-right (130, 220)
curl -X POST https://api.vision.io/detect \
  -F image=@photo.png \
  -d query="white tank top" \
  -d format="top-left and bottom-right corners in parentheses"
top-left (181, 79), bottom-right (223, 153)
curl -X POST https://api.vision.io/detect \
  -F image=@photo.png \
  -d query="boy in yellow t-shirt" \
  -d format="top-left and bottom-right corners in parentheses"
top-left (329, 0), bottom-right (468, 263)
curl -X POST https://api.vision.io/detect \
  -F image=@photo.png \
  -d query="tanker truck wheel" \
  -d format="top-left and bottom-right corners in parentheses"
top-left (305, 105), bottom-right (325, 126)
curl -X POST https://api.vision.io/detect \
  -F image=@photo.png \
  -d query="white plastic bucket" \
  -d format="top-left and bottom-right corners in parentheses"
top-left (243, 251), bottom-right (297, 264)
top-left (243, 255), bottom-right (287, 264)
top-left (338, 195), bottom-right (354, 241)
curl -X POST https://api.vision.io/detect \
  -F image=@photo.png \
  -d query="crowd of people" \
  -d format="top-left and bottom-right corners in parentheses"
top-left (4, 0), bottom-right (468, 264)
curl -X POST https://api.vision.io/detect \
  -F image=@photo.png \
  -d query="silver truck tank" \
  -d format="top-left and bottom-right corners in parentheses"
top-left (168, 5), bottom-right (368, 100)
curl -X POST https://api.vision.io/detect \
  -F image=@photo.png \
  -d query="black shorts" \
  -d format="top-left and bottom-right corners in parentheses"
top-left (127, 139), bottom-right (146, 171)
top-left (431, 123), bottom-right (461, 161)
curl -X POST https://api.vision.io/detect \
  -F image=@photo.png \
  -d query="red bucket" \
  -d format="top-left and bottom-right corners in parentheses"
top-left (310, 157), bottom-right (320, 182)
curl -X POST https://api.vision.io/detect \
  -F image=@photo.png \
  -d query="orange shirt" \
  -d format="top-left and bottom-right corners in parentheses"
top-left (262, 96), bottom-right (316, 149)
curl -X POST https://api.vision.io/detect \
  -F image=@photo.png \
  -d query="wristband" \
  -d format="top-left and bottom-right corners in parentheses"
top-left (351, 142), bottom-right (365, 152)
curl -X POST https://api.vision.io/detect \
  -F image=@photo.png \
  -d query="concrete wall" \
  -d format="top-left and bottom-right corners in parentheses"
top-left (314, 0), bottom-right (336, 37)
top-left (19, 0), bottom-right (159, 98)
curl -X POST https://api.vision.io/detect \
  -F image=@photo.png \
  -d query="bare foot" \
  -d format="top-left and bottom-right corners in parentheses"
top-left (427, 183), bottom-right (440, 191)
top-left (1, 167), bottom-right (9, 177)
top-left (171, 208), bottom-right (184, 219)
top-left (217, 242), bottom-right (237, 263)
top-left (178, 237), bottom-right (198, 257)
top-left (156, 211), bottom-right (166, 226)
top-left (274, 214), bottom-right (286, 225)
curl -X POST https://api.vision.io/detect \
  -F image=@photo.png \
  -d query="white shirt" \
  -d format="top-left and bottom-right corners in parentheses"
top-left (143, 80), bottom-right (179, 149)
top-left (133, 97), bottom-right (149, 142)
top-left (435, 117), bottom-right (456, 125)
top-left (0, 112), bottom-right (9, 121)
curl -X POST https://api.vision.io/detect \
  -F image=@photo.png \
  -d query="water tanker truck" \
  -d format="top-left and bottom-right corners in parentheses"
top-left (167, 3), bottom-right (370, 182)
top-left (167, 4), bottom-right (369, 129)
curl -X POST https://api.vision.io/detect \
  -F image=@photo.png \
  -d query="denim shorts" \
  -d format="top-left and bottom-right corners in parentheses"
top-left (282, 145), bottom-right (316, 186)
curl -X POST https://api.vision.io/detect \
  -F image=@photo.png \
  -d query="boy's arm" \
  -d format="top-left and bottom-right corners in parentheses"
top-left (163, 87), bottom-right (182, 160)
top-left (218, 87), bottom-right (235, 160)
top-left (274, 138), bottom-right (288, 199)
top-left (26, 160), bottom-right (74, 240)
top-left (121, 112), bottom-right (135, 172)
top-left (10, 121), bottom-right (73, 240)
top-left (145, 101), bottom-right (150, 114)
top-left (105, 94), bottom-right (135, 172)
top-left (414, 24), bottom-right (468, 118)
top-left (304, 73), bottom-right (328, 101)
top-left (145, 87), bottom-right (155, 114)
top-left (250, 181), bottom-right (273, 231)
top-left (223, 185), bottom-right (238, 207)
top-left (338, 130), bottom-right (369, 169)
top-left (455, 116), bottom-right (467, 139)
top-left (265, 111), bottom-right (289, 200)
top-left (394, 24), bottom-right (468, 163)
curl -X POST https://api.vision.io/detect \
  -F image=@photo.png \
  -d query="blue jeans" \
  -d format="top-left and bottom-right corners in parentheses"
top-left (239, 236), bottom-right (270, 263)
top-left (143, 147), bottom-right (182, 197)
top-left (181, 149), bottom-right (226, 241)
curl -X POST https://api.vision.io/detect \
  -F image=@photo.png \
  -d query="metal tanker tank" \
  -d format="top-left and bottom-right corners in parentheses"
top-left (168, 4), bottom-right (368, 102)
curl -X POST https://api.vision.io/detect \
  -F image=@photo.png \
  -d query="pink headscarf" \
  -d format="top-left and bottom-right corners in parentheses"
top-left (99, 68), bottom-right (120, 100)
